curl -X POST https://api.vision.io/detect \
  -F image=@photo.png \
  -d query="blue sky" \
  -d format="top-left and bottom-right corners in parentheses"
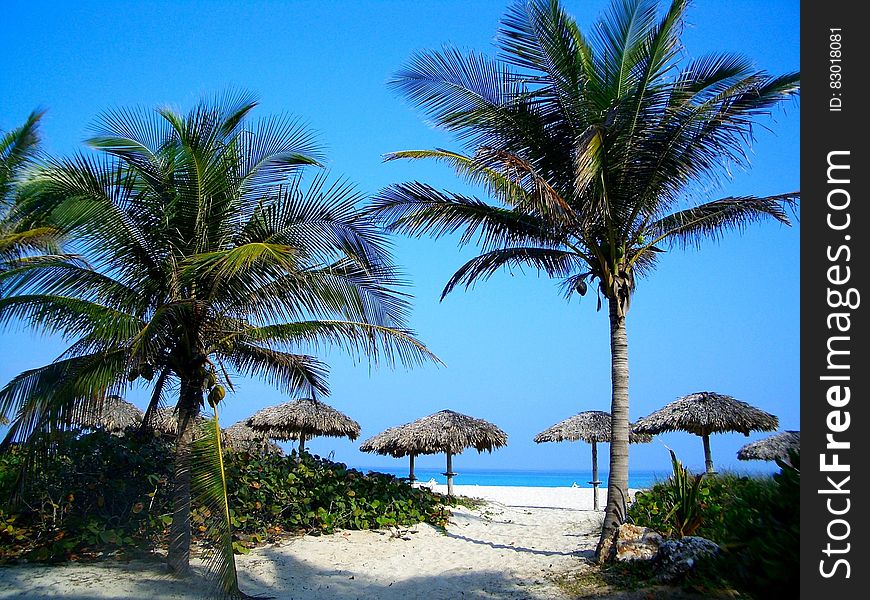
top-left (2, 0), bottom-right (799, 476)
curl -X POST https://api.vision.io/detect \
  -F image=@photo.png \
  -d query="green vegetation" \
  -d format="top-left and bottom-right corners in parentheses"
top-left (0, 93), bottom-right (437, 592)
top-left (627, 451), bottom-right (800, 597)
top-left (0, 430), bottom-right (453, 563)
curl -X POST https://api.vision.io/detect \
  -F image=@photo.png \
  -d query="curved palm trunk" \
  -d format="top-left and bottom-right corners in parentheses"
top-left (596, 297), bottom-right (631, 561)
top-left (168, 379), bottom-right (203, 576)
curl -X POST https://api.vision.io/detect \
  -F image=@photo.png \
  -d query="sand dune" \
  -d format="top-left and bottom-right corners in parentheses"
top-left (0, 487), bottom-right (615, 599)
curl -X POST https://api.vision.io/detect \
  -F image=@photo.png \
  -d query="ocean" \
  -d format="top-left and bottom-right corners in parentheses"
top-left (353, 466), bottom-right (672, 490)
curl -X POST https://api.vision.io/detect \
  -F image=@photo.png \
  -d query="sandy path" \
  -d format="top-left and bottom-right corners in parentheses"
top-left (0, 487), bottom-right (607, 599)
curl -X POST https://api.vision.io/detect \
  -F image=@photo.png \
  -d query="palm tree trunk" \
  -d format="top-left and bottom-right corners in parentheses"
top-left (167, 379), bottom-right (203, 576)
top-left (596, 297), bottom-right (631, 561)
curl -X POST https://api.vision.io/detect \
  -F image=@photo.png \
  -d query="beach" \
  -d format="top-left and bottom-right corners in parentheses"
top-left (0, 486), bottom-right (633, 599)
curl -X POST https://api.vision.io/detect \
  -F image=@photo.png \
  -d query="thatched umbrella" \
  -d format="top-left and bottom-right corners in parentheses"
top-left (737, 430), bottom-right (800, 463)
top-left (534, 411), bottom-right (653, 510)
top-left (222, 421), bottom-right (283, 455)
top-left (72, 394), bottom-right (144, 432)
top-left (360, 423), bottom-right (422, 481)
top-left (362, 410), bottom-right (507, 496)
top-left (246, 398), bottom-right (361, 453)
top-left (633, 391), bottom-right (778, 474)
top-left (145, 406), bottom-right (206, 436)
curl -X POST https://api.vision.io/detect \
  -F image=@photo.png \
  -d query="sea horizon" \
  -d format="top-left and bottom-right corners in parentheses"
top-left (348, 464), bottom-right (777, 489)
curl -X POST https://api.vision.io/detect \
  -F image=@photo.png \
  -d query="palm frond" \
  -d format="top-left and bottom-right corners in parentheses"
top-left (371, 182), bottom-right (561, 251)
top-left (222, 343), bottom-right (329, 398)
top-left (237, 320), bottom-right (442, 369)
top-left (644, 193), bottom-right (798, 251)
top-left (190, 412), bottom-right (240, 598)
top-left (442, 247), bottom-right (584, 299)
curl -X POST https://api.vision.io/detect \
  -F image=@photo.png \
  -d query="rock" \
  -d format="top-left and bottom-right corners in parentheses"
top-left (614, 524), bottom-right (664, 562)
top-left (597, 523), bottom-right (664, 563)
top-left (654, 536), bottom-right (721, 582)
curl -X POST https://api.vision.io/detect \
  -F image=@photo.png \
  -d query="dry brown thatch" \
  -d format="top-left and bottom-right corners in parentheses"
top-left (145, 406), bottom-right (206, 435)
top-left (737, 430), bottom-right (800, 462)
top-left (359, 424), bottom-right (414, 458)
top-left (533, 411), bottom-right (653, 444)
top-left (360, 410), bottom-right (507, 494)
top-left (533, 410), bottom-right (650, 510)
top-left (246, 398), bottom-right (361, 451)
top-left (222, 421), bottom-right (283, 455)
top-left (378, 410), bottom-right (507, 456)
top-left (632, 392), bottom-right (778, 436)
top-left (72, 395), bottom-right (144, 432)
top-left (633, 391), bottom-right (778, 473)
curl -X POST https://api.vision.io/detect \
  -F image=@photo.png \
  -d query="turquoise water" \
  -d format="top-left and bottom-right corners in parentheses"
top-left (353, 466), bottom-right (670, 490)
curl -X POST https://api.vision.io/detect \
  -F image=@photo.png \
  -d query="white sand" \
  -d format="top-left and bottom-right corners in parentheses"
top-left (0, 486), bottom-right (621, 599)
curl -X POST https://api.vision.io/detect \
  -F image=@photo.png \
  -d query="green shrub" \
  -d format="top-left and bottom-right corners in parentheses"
top-left (627, 451), bottom-right (799, 598)
top-left (0, 430), bottom-right (454, 561)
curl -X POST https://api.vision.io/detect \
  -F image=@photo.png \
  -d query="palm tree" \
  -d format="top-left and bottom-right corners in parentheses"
top-left (0, 110), bottom-right (63, 268)
top-left (0, 91), bottom-right (437, 589)
top-left (370, 0), bottom-right (798, 558)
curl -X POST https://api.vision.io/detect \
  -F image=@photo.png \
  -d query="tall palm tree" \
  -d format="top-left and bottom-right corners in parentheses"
top-left (0, 110), bottom-right (63, 267)
top-left (370, 0), bottom-right (798, 558)
top-left (0, 91), bottom-right (437, 588)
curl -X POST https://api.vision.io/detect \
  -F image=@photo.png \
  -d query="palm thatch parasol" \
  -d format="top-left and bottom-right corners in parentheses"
top-left (737, 430), bottom-right (799, 463)
top-left (222, 421), bottom-right (283, 455)
top-left (361, 410), bottom-right (507, 495)
top-left (145, 406), bottom-right (206, 436)
top-left (72, 394), bottom-right (144, 432)
top-left (534, 411), bottom-right (653, 510)
top-left (633, 391), bottom-right (778, 473)
top-left (246, 398), bottom-right (361, 453)
top-left (360, 423), bottom-right (422, 481)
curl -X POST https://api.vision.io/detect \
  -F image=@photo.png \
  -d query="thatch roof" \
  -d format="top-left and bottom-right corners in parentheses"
top-left (359, 410), bottom-right (508, 457)
top-left (534, 411), bottom-right (653, 444)
top-left (145, 406), bottom-right (206, 435)
top-left (632, 392), bottom-right (778, 436)
top-left (222, 421), bottom-right (283, 455)
top-left (72, 395), bottom-right (143, 432)
top-left (737, 430), bottom-right (800, 461)
top-left (246, 398), bottom-right (361, 442)
top-left (359, 424), bottom-right (416, 458)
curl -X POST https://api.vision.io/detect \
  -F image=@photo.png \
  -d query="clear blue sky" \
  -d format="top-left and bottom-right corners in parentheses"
top-left (2, 0), bottom-right (799, 476)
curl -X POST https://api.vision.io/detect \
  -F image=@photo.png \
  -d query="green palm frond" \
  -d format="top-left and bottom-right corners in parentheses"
top-left (190, 411), bottom-right (240, 598)
top-left (442, 247), bottom-right (584, 299)
top-left (372, 182), bottom-right (561, 251)
top-left (238, 320), bottom-right (443, 369)
top-left (1, 110), bottom-right (45, 204)
top-left (644, 193), bottom-right (798, 251)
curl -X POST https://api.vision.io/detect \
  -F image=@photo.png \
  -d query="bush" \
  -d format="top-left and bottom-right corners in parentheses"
top-left (0, 430), bottom-right (454, 561)
top-left (627, 451), bottom-right (799, 598)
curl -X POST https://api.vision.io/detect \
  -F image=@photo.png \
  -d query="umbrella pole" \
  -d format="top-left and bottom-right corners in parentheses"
top-left (589, 441), bottom-right (600, 511)
top-left (445, 451), bottom-right (455, 496)
top-left (702, 434), bottom-right (714, 474)
top-left (409, 454), bottom-right (416, 482)
top-left (299, 433), bottom-right (306, 455)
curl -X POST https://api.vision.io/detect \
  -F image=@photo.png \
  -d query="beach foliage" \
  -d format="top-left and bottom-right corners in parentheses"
top-left (627, 451), bottom-right (799, 596)
top-left (0, 92), bottom-right (437, 592)
top-left (0, 110), bottom-right (65, 274)
top-left (369, 0), bottom-right (799, 557)
top-left (0, 430), bottom-right (453, 563)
